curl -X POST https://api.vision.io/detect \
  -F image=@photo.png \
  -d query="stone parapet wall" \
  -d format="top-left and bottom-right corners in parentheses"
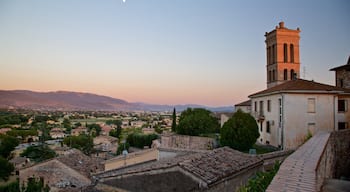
top-left (267, 129), bottom-right (350, 192)
top-left (161, 134), bottom-right (215, 150)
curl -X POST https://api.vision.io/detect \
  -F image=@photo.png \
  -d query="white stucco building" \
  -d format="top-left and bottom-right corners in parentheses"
top-left (249, 79), bottom-right (350, 149)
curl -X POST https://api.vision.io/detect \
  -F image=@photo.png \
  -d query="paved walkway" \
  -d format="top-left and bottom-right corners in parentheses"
top-left (266, 132), bottom-right (331, 192)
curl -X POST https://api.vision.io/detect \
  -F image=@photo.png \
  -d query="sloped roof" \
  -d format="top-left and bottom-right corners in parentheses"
top-left (97, 147), bottom-right (262, 186)
top-left (330, 56), bottom-right (350, 71)
top-left (56, 149), bottom-right (104, 178)
top-left (249, 79), bottom-right (348, 98)
top-left (178, 147), bottom-right (262, 185)
top-left (235, 100), bottom-right (251, 106)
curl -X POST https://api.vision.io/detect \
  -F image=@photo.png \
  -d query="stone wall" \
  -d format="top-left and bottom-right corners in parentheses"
top-left (104, 148), bottom-right (158, 171)
top-left (336, 70), bottom-right (350, 89)
top-left (199, 164), bottom-right (262, 192)
top-left (161, 134), bottom-right (215, 150)
top-left (330, 129), bottom-right (350, 179)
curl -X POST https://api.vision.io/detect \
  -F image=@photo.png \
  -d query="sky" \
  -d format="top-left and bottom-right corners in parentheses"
top-left (0, 0), bottom-right (349, 107)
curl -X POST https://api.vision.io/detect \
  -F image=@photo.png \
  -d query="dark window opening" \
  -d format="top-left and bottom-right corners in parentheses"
top-left (267, 100), bottom-right (271, 112)
top-left (266, 121), bottom-right (271, 133)
top-left (338, 100), bottom-right (347, 112)
top-left (291, 69), bottom-right (295, 80)
top-left (290, 44), bottom-right (294, 63)
top-left (283, 69), bottom-right (288, 80)
top-left (284, 43), bottom-right (288, 63)
top-left (338, 122), bottom-right (348, 130)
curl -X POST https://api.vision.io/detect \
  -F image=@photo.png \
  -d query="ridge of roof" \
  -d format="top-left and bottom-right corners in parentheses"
top-left (329, 55), bottom-right (350, 71)
top-left (235, 100), bottom-right (251, 106)
top-left (249, 79), bottom-right (348, 98)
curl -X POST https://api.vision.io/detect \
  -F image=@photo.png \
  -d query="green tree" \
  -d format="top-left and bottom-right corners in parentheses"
top-left (106, 120), bottom-right (122, 127)
top-left (0, 135), bottom-right (19, 159)
top-left (126, 133), bottom-right (158, 148)
top-left (87, 123), bottom-right (101, 137)
top-left (20, 145), bottom-right (57, 163)
top-left (74, 122), bottom-right (82, 127)
top-left (23, 177), bottom-right (50, 192)
top-left (116, 142), bottom-right (130, 155)
top-left (63, 135), bottom-right (93, 155)
top-left (0, 157), bottom-right (14, 181)
top-left (62, 118), bottom-right (71, 129)
top-left (171, 108), bottom-right (177, 132)
top-left (220, 110), bottom-right (260, 151)
top-left (176, 108), bottom-right (219, 136)
top-left (109, 126), bottom-right (122, 139)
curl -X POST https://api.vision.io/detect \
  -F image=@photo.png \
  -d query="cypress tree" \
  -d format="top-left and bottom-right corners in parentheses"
top-left (171, 108), bottom-right (177, 132)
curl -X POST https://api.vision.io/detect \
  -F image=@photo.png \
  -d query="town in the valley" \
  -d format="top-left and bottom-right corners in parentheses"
top-left (0, 20), bottom-right (349, 192)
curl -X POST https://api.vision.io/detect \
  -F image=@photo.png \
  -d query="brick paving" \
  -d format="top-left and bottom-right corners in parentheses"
top-left (266, 132), bottom-right (330, 192)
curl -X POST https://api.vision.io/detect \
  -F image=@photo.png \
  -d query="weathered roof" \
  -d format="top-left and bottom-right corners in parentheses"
top-left (97, 147), bottom-right (262, 186)
top-left (56, 149), bottom-right (104, 178)
top-left (249, 79), bottom-right (348, 98)
top-left (330, 56), bottom-right (350, 71)
top-left (179, 147), bottom-right (262, 185)
top-left (235, 100), bottom-right (251, 106)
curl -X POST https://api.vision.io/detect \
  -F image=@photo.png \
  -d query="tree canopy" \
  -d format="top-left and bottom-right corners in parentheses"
top-left (20, 145), bottom-right (56, 163)
top-left (87, 123), bottom-right (101, 137)
top-left (0, 157), bottom-right (14, 181)
top-left (63, 135), bottom-right (93, 155)
top-left (0, 135), bottom-right (19, 159)
top-left (176, 108), bottom-right (219, 136)
top-left (220, 110), bottom-right (260, 151)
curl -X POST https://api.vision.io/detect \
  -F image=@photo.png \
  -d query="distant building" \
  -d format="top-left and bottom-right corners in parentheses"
top-left (330, 56), bottom-right (350, 89)
top-left (234, 100), bottom-right (251, 113)
top-left (19, 149), bottom-right (103, 191)
top-left (93, 135), bottom-right (118, 154)
top-left (214, 112), bottom-right (234, 127)
top-left (50, 127), bottom-right (65, 139)
top-left (71, 126), bottom-right (88, 136)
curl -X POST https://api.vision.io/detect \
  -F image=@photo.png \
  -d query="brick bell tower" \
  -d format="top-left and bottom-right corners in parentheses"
top-left (265, 22), bottom-right (301, 88)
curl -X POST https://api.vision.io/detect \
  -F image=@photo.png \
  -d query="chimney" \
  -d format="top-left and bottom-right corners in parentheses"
top-left (279, 21), bottom-right (285, 28)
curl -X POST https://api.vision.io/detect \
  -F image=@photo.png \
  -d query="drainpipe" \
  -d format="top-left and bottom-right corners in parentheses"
top-left (334, 95), bottom-right (337, 131)
top-left (280, 93), bottom-right (285, 150)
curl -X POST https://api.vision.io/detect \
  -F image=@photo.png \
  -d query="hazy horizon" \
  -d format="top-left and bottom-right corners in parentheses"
top-left (1, 0), bottom-right (349, 106)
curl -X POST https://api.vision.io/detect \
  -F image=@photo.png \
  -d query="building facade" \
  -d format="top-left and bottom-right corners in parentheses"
top-left (249, 79), bottom-right (350, 149)
top-left (330, 56), bottom-right (350, 89)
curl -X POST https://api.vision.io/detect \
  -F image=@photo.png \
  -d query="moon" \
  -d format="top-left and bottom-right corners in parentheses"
top-left (123, 0), bottom-right (126, 3)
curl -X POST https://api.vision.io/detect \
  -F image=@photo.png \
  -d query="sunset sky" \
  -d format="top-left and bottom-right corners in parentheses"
top-left (0, 0), bottom-right (349, 106)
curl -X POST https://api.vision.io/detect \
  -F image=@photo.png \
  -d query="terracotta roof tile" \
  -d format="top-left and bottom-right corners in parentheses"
top-left (249, 79), bottom-right (349, 97)
top-left (235, 100), bottom-right (251, 106)
top-left (96, 147), bottom-right (262, 185)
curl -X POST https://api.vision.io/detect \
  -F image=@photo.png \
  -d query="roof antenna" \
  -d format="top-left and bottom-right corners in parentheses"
top-left (303, 66), bottom-right (306, 79)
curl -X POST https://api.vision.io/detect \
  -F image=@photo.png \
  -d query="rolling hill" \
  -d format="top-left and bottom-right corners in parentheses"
top-left (0, 90), bottom-right (233, 112)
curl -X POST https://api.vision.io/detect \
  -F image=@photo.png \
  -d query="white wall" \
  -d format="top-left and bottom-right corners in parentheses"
top-left (283, 94), bottom-right (336, 149)
top-left (251, 93), bottom-right (338, 150)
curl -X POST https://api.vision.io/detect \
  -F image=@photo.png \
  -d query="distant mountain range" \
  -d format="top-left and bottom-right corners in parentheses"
top-left (0, 90), bottom-right (233, 112)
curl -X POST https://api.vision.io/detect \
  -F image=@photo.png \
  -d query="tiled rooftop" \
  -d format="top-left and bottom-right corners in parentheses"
top-left (249, 79), bottom-right (348, 97)
top-left (57, 149), bottom-right (104, 178)
top-left (97, 147), bottom-right (262, 185)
